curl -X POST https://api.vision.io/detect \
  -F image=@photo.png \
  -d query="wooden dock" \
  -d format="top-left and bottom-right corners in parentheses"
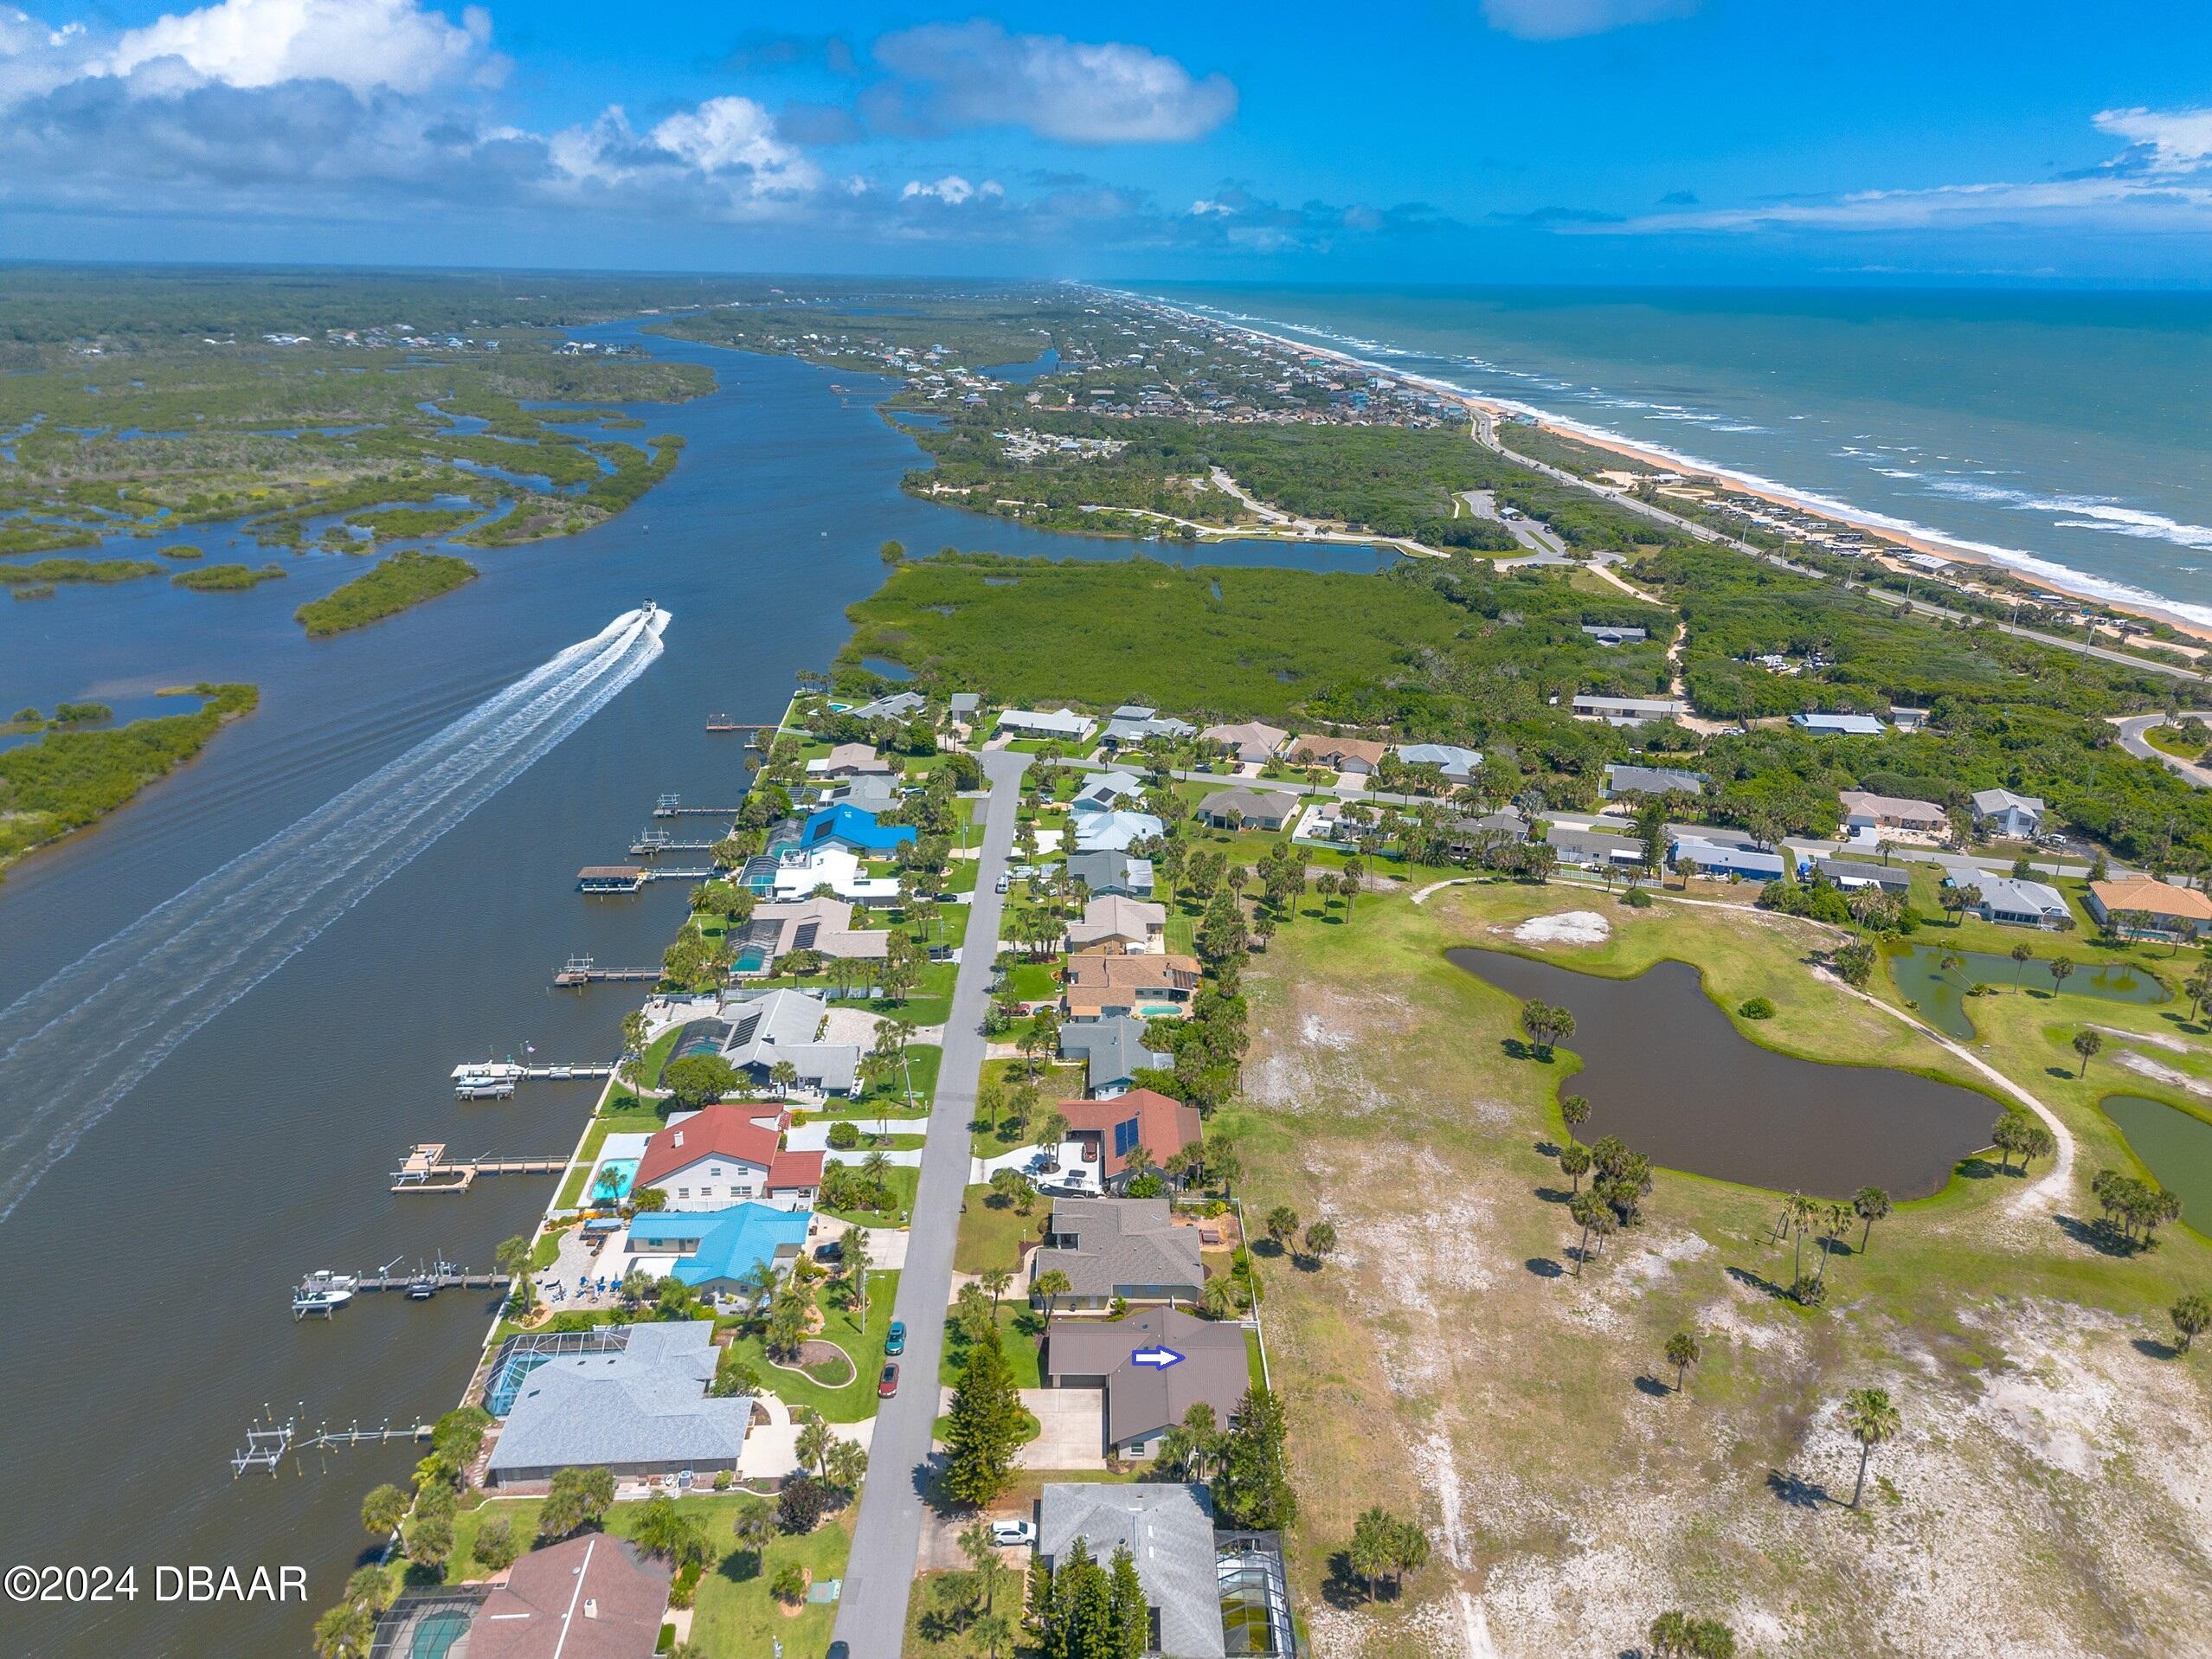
top-left (652, 793), bottom-right (743, 819)
top-left (391, 1142), bottom-right (566, 1194)
top-left (552, 955), bottom-right (659, 987)
top-left (706, 717), bottom-right (774, 734)
top-left (355, 1270), bottom-right (511, 1293)
top-left (630, 831), bottom-right (718, 855)
top-left (452, 1059), bottom-right (614, 1087)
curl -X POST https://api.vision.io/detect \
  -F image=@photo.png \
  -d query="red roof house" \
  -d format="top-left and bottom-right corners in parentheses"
top-left (1058, 1088), bottom-right (1203, 1188)
top-left (633, 1105), bottom-right (824, 1210)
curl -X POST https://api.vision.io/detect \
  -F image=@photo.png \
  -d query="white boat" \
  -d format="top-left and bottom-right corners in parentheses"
top-left (454, 1077), bottom-right (517, 1099)
top-left (292, 1270), bottom-right (357, 1318)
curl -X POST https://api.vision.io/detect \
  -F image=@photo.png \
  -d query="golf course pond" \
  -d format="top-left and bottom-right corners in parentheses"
top-left (1450, 947), bottom-right (1998, 1199)
top-left (2101, 1095), bottom-right (2212, 1238)
top-left (1885, 942), bottom-right (2168, 1040)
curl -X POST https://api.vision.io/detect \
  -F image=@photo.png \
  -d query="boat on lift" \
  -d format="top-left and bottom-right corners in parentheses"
top-left (292, 1270), bottom-right (358, 1319)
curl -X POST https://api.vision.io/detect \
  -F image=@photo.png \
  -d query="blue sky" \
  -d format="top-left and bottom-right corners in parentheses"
top-left (6, 0), bottom-right (2211, 283)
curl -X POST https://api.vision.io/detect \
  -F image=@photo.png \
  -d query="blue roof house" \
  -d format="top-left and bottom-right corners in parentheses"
top-left (801, 803), bottom-right (916, 854)
top-left (625, 1203), bottom-right (813, 1296)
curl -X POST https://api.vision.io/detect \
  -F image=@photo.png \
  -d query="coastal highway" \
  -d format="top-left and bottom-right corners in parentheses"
top-left (829, 747), bottom-right (1028, 1657)
top-left (2112, 713), bottom-right (2212, 788)
top-left (1468, 407), bottom-right (2212, 687)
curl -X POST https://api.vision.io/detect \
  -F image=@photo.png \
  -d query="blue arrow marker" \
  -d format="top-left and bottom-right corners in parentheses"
top-left (1130, 1346), bottom-right (1184, 1370)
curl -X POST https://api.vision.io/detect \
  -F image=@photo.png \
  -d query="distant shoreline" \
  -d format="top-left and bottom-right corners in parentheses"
top-left (1139, 295), bottom-right (2212, 646)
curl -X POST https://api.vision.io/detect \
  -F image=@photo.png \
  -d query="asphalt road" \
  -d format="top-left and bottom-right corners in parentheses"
top-left (828, 747), bottom-right (1028, 1659)
top-left (2113, 712), bottom-right (2212, 789)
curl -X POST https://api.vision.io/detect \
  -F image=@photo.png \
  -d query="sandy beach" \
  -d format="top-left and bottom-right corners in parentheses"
top-left (1150, 300), bottom-right (2212, 646)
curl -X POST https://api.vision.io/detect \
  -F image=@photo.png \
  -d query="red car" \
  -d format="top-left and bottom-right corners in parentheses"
top-left (878, 1362), bottom-right (900, 1399)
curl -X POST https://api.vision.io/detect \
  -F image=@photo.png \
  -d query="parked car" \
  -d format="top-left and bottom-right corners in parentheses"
top-left (813, 1240), bottom-right (842, 1264)
top-left (989, 1519), bottom-right (1037, 1547)
top-left (878, 1361), bottom-right (900, 1398)
top-left (884, 1320), bottom-right (906, 1356)
top-left (994, 871), bottom-right (1011, 893)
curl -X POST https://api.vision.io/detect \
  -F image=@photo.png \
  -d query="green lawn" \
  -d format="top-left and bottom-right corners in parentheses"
top-left (822, 1163), bottom-right (921, 1227)
top-left (640, 1028), bottom-right (680, 1090)
top-left (938, 1303), bottom-right (1045, 1388)
top-left (1001, 960), bottom-right (1059, 1001)
top-left (441, 1499), bottom-right (852, 1657)
top-left (723, 1269), bottom-right (903, 1422)
top-left (954, 1184), bottom-right (1047, 1274)
top-left (852, 1044), bottom-right (943, 1114)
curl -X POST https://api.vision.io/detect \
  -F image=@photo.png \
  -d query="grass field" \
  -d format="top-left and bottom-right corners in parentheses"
top-left (721, 1269), bottom-right (902, 1422)
top-left (1225, 876), bottom-right (2212, 1658)
top-left (955, 1183), bottom-right (1047, 1275)
top-left (938, 1303), bottom-right (1046, 1388)
top-left (441, 1499), bottom-right (852, 1656)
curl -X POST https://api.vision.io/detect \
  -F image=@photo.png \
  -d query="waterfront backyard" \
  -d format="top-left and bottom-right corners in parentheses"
top-left (1224, 874), bottom-right (2212, 1658)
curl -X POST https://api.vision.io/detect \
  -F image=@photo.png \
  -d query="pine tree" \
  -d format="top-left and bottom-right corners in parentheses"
top-left (1107, 1543), bottom-right (1150, 1659)
top-left (1213, 1386), bottom-right (1296, 1529)
top-left (942, 1327), bottom-right (1024, 1507)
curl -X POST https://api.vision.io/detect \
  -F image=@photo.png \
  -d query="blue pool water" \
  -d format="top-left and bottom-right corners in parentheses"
top-left (591, 1156), bottom-right (638, 1201)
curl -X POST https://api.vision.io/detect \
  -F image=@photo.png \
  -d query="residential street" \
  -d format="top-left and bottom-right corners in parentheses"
top-left (2112, 711), bottom-right (2212, 788)
top-left (829, 748), bottom-right (1029, 1657)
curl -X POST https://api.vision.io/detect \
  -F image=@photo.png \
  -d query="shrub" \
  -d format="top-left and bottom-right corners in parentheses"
top-left (769, 1564), bottom-right (807, 1606)
top-left (827, 1121), bottom-right (861, 1149)
top-left (1621, 887), bottom-right (1654, 909)
top-left (1790, 1273), bottom-right (1829, 1308)
top-left (778, 1476), bottom-right (826, 1534)
top-left (1738, 996), bottom-right (1776, 1020)
top-left (713, 1469), bottom-right (732, 1491)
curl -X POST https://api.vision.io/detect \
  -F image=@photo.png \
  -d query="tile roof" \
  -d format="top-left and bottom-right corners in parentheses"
top-left (636, 1104), bottom-right (823, 1194)
top-left (2090, 877), bottom-right (2212, 922)
top-left (1059, 1088), bottom-right (1202, 1174)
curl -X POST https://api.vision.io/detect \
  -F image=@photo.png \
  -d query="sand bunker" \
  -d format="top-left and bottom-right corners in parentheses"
top-left (1511, 910), bottom-right (1611, 946)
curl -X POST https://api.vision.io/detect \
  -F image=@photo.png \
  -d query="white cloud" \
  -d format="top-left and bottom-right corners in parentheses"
top-left (1190, 197), bottom-right (1234, 215)
top-left (648, 95), bottom-right (818, 196)
top-left (900, 174), bottom-right (1005, 205)
top-left (1480, 0), bottom-right (1697, 42)
top-left (98, 0), bottom-right (497, 96)
top-left (2093, 106), bottom-right (2212, 175)
top-left (871, 20), bottom-right (1234, 144)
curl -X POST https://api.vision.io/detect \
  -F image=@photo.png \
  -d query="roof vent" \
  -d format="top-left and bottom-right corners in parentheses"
top-left (673, 1130), bottom-right (685, 1147)
top-left (582, 1598), bottom-right (599, 1620)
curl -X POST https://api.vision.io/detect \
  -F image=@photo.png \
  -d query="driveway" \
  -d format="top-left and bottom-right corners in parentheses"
top-left (830, 747), bottom-right (1028, 1657)
top-left (1018, 1387), bottom-right (1107, 1470)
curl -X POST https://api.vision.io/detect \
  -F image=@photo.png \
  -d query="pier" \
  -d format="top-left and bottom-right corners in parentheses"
top-left (452, 1059), bottom-right (614, 1092)
top-left (706, 717), bottom-right (774, 735)
top-left (391, 1142), bottom-right (566, 1194)
top-left (230, 1411), bottom-right (439, 1477)
top-left (577, 864), bottom-right (714, 891)
top-left (629, 829), bottom-right (719, 855)
top-left (553, 955), bottom-right (659, 987)
top-left (652, 792), bottom-right (743, 819)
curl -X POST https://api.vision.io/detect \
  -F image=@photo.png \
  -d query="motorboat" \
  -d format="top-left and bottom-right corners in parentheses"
top-left (291, 1270), bottom-right (357, 1318)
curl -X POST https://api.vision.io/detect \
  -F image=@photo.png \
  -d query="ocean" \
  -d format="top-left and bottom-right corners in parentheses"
top-left (1141, 283), bottom-right (2212, 631)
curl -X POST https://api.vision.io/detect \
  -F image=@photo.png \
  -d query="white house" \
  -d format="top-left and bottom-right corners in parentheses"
top-left (765, 845), bottom-right (902, 906)
top-left (1670, 835), bottom-right (1785, 881)
top-left (1970, 877), bottom-right (2073, 930)
top-left (1392, 743), bottom-right (1484, 783)
top-left (1073, 810), bottom-right (1163, 853)
top-left (1970, 788), bottom-right (2046, 839)
top-left (997, 707), bottom-right (1096, 741)
top-left (1794, 711), bottom-right (1886, 735)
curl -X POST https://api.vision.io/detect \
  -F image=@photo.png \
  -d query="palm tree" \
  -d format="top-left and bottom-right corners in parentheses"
top-left (1559, 1094), bottom-right (1590, 1146)
top-left (1663, 1331), bottom-right (1701, 1394)
top-left (843, 1225), bottom-right (872, 1321)
top-left (1568, 1190), bottom-right (1611, 1276)
top-left (2073, 1028), bottom-right (2104, 1077)
top-left (731, 1500), bottom-right (775, 1572)
top-left (972, 1611), bottom-right (1016, 1659)
top-left (2049, 955), bottom-right (2078, 1000)
top-left (312, 1603), bottom-right (376, 1659)
top-left (1782, 1192), bottom-right (1816, 1281)
top-left (770, 1058), bottom-right (800, 1098)
top-left (2010, 942), bottom-right (2035, 990)
top-left (2185, 960), bottom-right (2212, 1024)
top-left (494, 1234), bottom-right (536, 1314)
top-left (1852, 1186), bottom-right (1892, 1255)
top-left (1558, 1143), bottom-right (1591, 1193)
top-left (1842, 1386), bottom-right (1901, 1508)
top-left (1955, 882), bottom-right (1983, 925)
top-left (2171, 1291), bottom-right (2212, 1354)
top-left (979, 1265), bottom-right (1013, 1315)
top-left (795, 1419), bottom-right (835, 1483)
top-left (1815, 1204), bottom-right (1852, 1287)
top-left (1032, 1268), bottom-right (1071, 1318)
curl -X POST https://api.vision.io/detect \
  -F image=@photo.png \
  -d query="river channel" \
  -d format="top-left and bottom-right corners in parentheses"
top-left (0, 323), bottom-right (1393, 1657)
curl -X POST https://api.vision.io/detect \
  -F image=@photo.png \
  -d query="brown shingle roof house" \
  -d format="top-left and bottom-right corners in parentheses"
top-left (1044, 1307), bottom-right (1250, 1459)
top-left (1285, 734), bottom-right (1389, 774)
top-left (466, 1534), bottom-right (670, 1659)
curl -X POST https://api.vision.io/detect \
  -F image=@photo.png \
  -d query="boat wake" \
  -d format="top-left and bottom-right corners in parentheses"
top-left (0, 606), bottom-right (671, 1226)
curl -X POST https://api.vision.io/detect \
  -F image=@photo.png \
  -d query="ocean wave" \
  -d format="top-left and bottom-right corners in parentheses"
top-left (1135, 289), bottom-right (2212, 630)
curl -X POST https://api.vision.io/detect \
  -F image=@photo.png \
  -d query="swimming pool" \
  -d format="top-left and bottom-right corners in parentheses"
top-left (589, 1156), bottom-right (638, 1203)
top-left (734, 945), bottom-right (769, 973)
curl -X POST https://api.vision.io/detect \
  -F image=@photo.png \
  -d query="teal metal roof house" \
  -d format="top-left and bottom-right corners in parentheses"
top-left (801, 803), bottom-right (916, 853)
top-left (626, 1203), bottom-right (813, 1294)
